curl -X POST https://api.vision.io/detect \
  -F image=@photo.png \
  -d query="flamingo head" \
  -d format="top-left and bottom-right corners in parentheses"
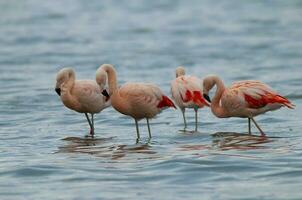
top-left (96, 67), bottom-right (108, 88)
top-left (175, 66), bottom-right (185, 78)
top-left (202, 75), bottom-right (219, 103)
top-left (55, 67), bottom-right (75, 96)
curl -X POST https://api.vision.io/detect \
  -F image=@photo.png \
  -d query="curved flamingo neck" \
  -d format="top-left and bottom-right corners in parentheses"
top-left (95, 68), bottom-right (107, 88)
top-left (62, 71), bottom-right (75, 94)
top-left (211, 76), bottom-right (228, 118)
top-left (102, 64), bottom-right (118, 94)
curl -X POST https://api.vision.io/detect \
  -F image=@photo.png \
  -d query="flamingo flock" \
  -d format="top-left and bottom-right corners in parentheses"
top-left (55, 64), bottom-right (294, 139)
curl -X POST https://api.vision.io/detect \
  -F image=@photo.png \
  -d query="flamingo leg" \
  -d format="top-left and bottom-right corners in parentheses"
top-left (248, 118), bottom-right (251, 134)
top-left (90, 114), bottom-right (95, 137)
top-left (181, 109), bottom-right (187, 130)
top-left (251, 117), bottom-right (265, 136)
top-left (194, 108), bottom-right (198, 132)
top-left (135, 119), bottom-right (140, 139)
top-left (84, 113), bottom-right (93, 137)
top-left (146, 118), bottom-right (152, 138)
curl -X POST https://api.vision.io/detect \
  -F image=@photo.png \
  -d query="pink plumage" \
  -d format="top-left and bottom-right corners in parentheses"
top-left (99, 64), bottom-right (176, 139)
top-left (158, 95), bottom-right (176, 109)
top-left (228, 80), bottom-right (294, 110)
top-left (171, 66), bottom-right (209, 131)
top-left (203, 75), bottom-right (294, 136)
top-left (55, 67), bottom-right (111, 137)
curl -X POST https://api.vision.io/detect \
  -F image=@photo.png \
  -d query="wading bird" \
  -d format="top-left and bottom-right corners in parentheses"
top-left (55, 68), bottom-right (110, 137)
top-left (202, 75), bottom-right (294, 136)
top-left (99, 64), bottom-right (176, 139)
top-left (171, 66), bottom-right (209, 131)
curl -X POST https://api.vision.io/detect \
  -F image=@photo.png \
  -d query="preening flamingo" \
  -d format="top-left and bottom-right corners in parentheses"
top-left (171, 66), bottom-right (210, 131)
top-left (98, 64), bottom-right (176, 139)
top-left (202, 75), bottom-right (294, 135)
top-left (55, 68), bottom-right (111, 137)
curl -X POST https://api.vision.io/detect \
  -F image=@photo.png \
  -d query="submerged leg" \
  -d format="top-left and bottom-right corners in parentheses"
top-left (181, 109), bottom-right (187, 130)
top-left (135, 119), bottom-right (140, 139)
top-left (146, 118), bottom-right (152, 138)
top-left (248, 118), bottom-right (251, 134)
top-left (251, 117), bottom-right (265, 136)
top-left (84, 113), bottom-right (94, 138)
top-left (194, 108), bottom-right (198, 132)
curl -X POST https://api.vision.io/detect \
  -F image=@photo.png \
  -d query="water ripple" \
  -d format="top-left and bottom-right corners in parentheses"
top-left (1, 0), bottom-right (302, 199)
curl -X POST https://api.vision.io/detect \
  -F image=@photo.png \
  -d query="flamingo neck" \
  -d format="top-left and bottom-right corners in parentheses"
top-left (62, 71), bottom-right (75, 95)
top-left (95, 68), bottom-right (107, 89)
top-left (211, 76), bottom-right (228, 118)
top-left (102, 64), bottom-right (118, 95)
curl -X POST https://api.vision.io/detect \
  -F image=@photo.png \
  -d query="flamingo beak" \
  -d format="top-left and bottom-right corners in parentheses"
top-left (203, 94), bottom-right (211, 103)
top-left (55, 88), bottom-right (61, 96)
top-left (102, 89), bottom-right (110, 101)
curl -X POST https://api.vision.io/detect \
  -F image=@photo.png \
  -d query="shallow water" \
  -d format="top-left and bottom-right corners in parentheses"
top-left (1, 0), bottom-right (302, 199)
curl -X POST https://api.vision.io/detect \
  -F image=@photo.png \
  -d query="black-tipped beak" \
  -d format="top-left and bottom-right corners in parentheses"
top-left (203, 94), bottom-right (211, 103)
top-left (102, 89), bottom-right (110, 100)
top-left (55, 88), bottom-right (61, 96)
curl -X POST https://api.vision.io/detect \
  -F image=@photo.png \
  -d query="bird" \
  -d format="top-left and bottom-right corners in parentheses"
top-left (202, 75), bottom-right (294, 136)
top-left (171, 66), bottom-right (210, 131)
top-left (98, 64), bottom-right (176, 139)
top-left (55, 67), bottom-right (111, 137)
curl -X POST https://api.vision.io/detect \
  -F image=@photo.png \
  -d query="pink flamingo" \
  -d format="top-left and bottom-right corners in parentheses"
top-left (202, 75), bottom-right (294, 135)
top-left (171, 66), bottom-right (210, 131)
top-left (99, 64), bottom-right (176, 138)
top-left (55, 68), bottom-right (110, 137)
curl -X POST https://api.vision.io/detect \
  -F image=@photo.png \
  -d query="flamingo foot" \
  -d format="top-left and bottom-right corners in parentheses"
top-left (85, 129), bottom-right (94, 138)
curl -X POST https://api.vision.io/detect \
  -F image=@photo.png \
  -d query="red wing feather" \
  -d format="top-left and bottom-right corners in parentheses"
top-left (244, 92), bottom-right (294, 109)
top-left (181, 90), bottom-right (209, 107)
top-left (192, 91), bottom-right (210, 107)
top-left (157, 95), bottom-right (176, 109)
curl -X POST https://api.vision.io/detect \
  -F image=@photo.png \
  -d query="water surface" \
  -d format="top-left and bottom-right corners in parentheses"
top-left (0, 0), bottom-right (302, 199)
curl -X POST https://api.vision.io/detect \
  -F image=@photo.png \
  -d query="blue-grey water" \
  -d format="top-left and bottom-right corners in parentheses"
top-left (0, 0), bottom-right (302, 199)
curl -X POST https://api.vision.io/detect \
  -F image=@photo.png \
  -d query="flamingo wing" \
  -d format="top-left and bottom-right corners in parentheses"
top-left (70, 80), bottom-right (108, 112)
top-left (230, 81), bottom-right (294, 109)
top-left (73, 81), bottom-right (102, 102)
top-left (120, 83), bottom-right (175, 109)
top-left (171, 75), bottom-right (209, 108)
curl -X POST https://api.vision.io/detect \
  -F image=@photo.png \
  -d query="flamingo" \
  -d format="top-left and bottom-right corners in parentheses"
top-left (171, 66), bottom-right (210, 131)
top-left (202, 75), bottom-right (295, 135)
top-left (55, 67), bottom-right (111, 137)
top-left (98, 64), bottom-right (176, 139)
